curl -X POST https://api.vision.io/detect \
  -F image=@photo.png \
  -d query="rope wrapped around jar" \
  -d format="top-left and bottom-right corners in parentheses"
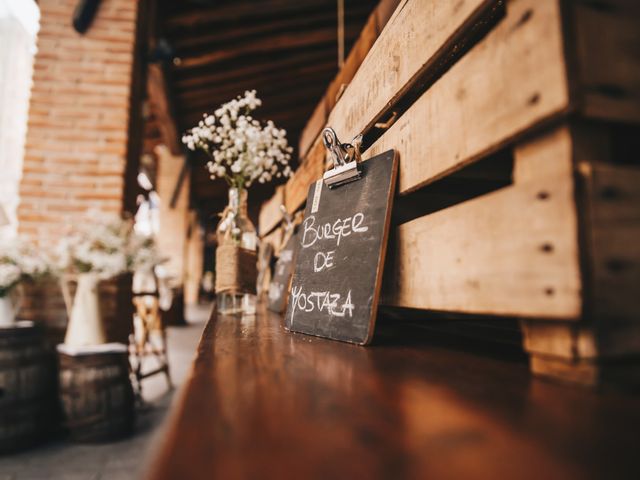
top-left (215, 245), bottom-right (257, 295)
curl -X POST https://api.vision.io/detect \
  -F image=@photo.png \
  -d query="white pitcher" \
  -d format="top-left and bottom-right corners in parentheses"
top-left (0, 288), bottom-right (21, 327)
top-left (62, 272), bottom-right (107, 347)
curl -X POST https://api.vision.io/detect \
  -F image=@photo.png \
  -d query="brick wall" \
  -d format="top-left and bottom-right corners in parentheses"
top-left (18, 0), bottom-right (140, 244)
top-left (17, 0), bottom-right (142, 340)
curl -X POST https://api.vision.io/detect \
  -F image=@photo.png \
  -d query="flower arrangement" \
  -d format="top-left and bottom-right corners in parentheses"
top-left (55, 216), bottom-right (132, 279)
top-left (0, 240), bottom-right (51, 297)
top-left (55, 215), bottom-right (167, 279)
top-left (181, 90), bottom-right (293, 189)
top-left (0, 263), bottom-right (21, 298)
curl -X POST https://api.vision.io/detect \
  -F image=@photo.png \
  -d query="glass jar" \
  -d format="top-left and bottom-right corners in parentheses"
top-left (215, 187), bottom-right (257, 315)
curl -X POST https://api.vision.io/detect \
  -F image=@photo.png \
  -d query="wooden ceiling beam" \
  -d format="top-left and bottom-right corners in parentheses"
top-left (173, 6), bottom-right (370, 53)
top-left (178, 83), bottom-right (325, 116)
top-left (165, 0), bottom-right (337, 30)
top-left (176, 24), bottom-right (362, 70)
top-left (176, 63), bottom-right (337, 103)
top-left (174, 49), bottom-right (334, 90)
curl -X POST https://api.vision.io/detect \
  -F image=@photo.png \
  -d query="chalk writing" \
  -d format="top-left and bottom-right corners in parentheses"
top-left (289, 285), bottom-right (354, 325)
top-left (301, 213), bottom-right (368, 249)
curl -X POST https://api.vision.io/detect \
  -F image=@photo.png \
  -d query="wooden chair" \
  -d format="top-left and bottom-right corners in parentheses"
top-left (129, 271), bottom-right (172, 398)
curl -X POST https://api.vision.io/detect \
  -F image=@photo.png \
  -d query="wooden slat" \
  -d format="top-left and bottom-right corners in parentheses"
top-left (298, 99), bottom-right (328, 161)
top-left (569, 0), bottom-right (640, 123)
top-left (382, 126), bottom-right (582, 319)
top-left (365, 0), bottom-right (568, 193)
top-left (297, 1), bottom-right (400, 159)
top-left (585, 163), bottom-right (640, 323)
top-left (284, 0), bottom-right (502, 214)
top-left (327, 0), bottom-right (502, 142)
top-left (259, 186), bottom-right (284, 237)
top-left (284, 139), bottom-right (325, 213)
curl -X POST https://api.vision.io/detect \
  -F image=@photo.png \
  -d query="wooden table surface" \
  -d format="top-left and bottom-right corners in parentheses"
top-left (146, 305), bottom-right (640, 480)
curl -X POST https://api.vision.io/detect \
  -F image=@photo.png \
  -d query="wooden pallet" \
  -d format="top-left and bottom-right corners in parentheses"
top-left (259, 0), bottom-right (640, 387)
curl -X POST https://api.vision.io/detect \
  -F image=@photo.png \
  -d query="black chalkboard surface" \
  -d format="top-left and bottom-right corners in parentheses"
top-left (284, 150), bottom-right (397, 344)
top-left (267, 230), bottom-right (300, 313)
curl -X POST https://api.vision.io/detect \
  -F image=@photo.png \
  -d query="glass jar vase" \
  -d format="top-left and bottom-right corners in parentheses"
top-left (215, 187), bottom-right (257, 315)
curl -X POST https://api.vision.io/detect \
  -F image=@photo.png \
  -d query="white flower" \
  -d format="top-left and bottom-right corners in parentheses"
top-left (181, 90), bottom-right (293, 189)
top-left (0, 263), bottom-right (21, 295)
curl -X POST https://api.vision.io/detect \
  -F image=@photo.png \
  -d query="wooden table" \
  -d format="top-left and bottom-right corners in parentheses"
top-left (146, 305), bottom-right (640, 480)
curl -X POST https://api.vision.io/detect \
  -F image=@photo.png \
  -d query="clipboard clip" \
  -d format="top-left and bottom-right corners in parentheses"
top-left (280, 204), bottom-right (294, 233)
top-left (322, 127), bottom-right (362, 188)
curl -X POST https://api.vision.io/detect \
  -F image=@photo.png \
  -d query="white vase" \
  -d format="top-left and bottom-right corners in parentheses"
top-left (64, 272), bottom-right (107, 347)
top-left (0, 295), bottom-right (17, 327)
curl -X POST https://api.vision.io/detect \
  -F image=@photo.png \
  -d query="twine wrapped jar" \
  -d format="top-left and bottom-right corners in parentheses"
top-left (215, 187), bottom-right (258, 315)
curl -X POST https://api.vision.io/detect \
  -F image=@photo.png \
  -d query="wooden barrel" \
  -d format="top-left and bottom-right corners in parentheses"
top-left (57, 344), bottom-right (134, 442)
top-left (0, 322), bottom-right (57, 453)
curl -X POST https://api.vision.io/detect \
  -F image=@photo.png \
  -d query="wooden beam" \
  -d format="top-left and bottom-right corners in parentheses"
top-left (172, 7), bottom-right (369, 51)
top-left (178, 84), bottom-right (326, 116)
top-left (174, 49), bottom-right (334, 90)
top-left (147, 64), bottom-right (182, 155)
top-left (176, 63), bottom-right (337, 103)
top-left (165, 0), bottom-right (344, 30)
top-left (176, 25), bottom-right (361, 70)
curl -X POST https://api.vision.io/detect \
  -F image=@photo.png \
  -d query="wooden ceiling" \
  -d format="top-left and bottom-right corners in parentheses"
top-left (152, 0), bottom-right (378, 221)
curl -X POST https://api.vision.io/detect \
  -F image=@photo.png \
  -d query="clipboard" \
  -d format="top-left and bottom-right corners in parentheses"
top-left (284, 128), bottom-right (398, 344)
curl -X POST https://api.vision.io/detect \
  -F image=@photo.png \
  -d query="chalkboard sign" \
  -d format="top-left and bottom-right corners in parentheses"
top-left (284, 150), bottom-right (397, 344)
top-left (267, 230), bottom-right (300, 313)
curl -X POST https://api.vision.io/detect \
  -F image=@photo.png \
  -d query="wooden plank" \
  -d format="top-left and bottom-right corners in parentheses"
top-left (521, 320), bottom-right (597, 360)
top-left (297, 3), bottom-right (392, 159)
top-left (382, 126), bottom-right (582, 319)
top-left (584, 163), bottom-right (640, 322)
top-left (285, 139), bottom-right (325, 213)
top-left (298, 99), bottom-right (328, 161)
top-left (327, 0), bottom-right (502, 142)
top-left (366, 0), bottom-right (569, 193)
top-left (258, 186), bottom-right (284, 237)
top-left (569, 0), bottom-right (640, 123)
top-left (529, 354), bottom-right (640, 388)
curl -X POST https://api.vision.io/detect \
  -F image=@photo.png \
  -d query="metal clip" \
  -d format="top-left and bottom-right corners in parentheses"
top-left (280, 204), bottom-right (294, 233)
top-left (322, 127), bottom-right (362, 188)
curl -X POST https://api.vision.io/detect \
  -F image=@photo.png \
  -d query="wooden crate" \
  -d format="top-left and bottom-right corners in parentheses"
top-left (262, 0), bottom-right (640, 386)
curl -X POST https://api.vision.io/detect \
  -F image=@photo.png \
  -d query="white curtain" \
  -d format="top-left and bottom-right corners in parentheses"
top-left (0, 0), bottom-right (39, 239)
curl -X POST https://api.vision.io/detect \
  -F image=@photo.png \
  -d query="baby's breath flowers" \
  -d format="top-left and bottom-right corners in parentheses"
top-left (55, 217), bottom-right (131, 279)
top-left (0, 239), bottom-right (52, 297)
top-left (55, 215), bottom-right (167, 280)
top-left (182, 90), bottom-right (293, 189)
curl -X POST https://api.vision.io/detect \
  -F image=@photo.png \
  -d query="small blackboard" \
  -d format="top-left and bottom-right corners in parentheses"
top-left (284, 150), bottom-right (397, 344)
top-left (267, 230), bottom-right (300, 313)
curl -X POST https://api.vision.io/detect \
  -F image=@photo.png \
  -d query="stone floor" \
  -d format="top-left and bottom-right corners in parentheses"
top-left (0, 303), bottom-right (212, 480)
